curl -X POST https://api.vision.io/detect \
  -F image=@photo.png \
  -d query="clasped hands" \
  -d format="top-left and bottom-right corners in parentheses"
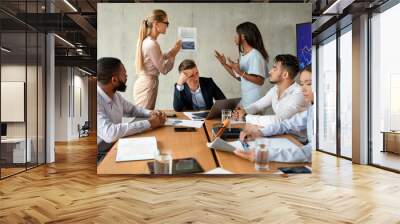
top-left (149, 110), bottom-right (167, 128)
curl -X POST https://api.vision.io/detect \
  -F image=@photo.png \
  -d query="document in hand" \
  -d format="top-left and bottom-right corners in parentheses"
top-left (207, 137), bottom-right (300, 153)
top-left (207, 137), bottom-right (236, 152)
top-left (116, 137), bottom-right (158, 162)
top-left (229, 138), bottom-right (300, 151)
top-left (165, 118), bottom-right (204, 129)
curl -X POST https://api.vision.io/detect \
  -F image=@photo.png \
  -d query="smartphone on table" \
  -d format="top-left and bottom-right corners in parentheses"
top-left (174, 127), bottom-right (196, 132)
top-left (278, 166), bottom-right (311, 174)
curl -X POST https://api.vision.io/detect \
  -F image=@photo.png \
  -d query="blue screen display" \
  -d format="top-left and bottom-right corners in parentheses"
top-left (296, 23), bottom-right (312, 70)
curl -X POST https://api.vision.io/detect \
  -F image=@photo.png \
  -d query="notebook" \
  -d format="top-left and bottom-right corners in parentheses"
top-left (116, 137), bottom-right (158, 162)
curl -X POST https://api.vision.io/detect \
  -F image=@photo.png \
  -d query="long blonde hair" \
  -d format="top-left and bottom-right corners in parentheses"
top-left (135, 9), bottom-right (168, 74)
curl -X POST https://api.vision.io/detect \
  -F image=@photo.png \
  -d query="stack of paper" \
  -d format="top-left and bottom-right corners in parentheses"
top-left (116, 137), bottom-right (158, 162)
top-left (165, 118), bottom-right (204, 129)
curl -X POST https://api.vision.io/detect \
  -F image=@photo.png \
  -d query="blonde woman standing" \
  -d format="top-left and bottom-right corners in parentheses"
top-left (134, 9), bottom-right (181, 109)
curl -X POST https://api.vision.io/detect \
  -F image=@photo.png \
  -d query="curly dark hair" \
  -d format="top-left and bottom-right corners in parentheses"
top-left (97, 57), bottom-right (122, 85)
top-left (274, 54), bottom-right (300, 79)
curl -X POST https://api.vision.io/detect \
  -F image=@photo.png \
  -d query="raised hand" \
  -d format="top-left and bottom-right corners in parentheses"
top-left (170, 40), bottom-right (182, 58)
top-left (227, 57), bottom-right (241, 75)
top-left (177, 70), bottom-right (193, 86)
top-left (214, 50), bottom-right (227, 66)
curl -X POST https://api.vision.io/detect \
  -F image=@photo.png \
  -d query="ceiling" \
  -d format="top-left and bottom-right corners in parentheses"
top-left (311, 0), bottom-right (390, 43)
top-left (0, 0), bottom-right (393, 73)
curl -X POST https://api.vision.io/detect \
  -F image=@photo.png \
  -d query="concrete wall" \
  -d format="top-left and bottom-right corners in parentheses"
top-left (54, 67), bottom-right (89, 141)
top-left (98, 3), bottom-right (311, 109)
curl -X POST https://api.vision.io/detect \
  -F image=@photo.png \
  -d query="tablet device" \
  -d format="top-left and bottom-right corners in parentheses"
top-left (148, 157), bottom-right (204, 174)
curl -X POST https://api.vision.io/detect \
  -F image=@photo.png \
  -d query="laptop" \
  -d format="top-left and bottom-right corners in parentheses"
top-left (190, 98), bottom-right (241, 120)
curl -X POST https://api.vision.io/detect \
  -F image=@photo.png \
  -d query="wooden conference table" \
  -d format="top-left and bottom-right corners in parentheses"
top-left (97, 112), bottom-right (311, 175)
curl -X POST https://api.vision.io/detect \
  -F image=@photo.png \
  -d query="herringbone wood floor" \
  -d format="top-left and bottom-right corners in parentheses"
top-left (1, 135), bottom-right (400, 223)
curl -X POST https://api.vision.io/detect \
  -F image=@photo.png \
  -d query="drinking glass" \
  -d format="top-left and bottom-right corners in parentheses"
top-left (153, 152), bottom-right (172, 174)
top-left (221, 109), bottom-right (232, 129)
top-left (254, 138), bottom-right (270, 171)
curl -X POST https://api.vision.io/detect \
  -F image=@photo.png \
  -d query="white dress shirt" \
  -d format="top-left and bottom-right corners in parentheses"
top-left (244, 82), bottom-right (307, 126)
top-left (259, 105), bottom-right (314, 163)
top-left (176, 84), bottom-right (207, 110)
top-left (97, 85), bottom-right (151, 144)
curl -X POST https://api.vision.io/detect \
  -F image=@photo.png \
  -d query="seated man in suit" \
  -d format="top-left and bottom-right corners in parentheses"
top-left (173, 59), bottom-right (226, 111)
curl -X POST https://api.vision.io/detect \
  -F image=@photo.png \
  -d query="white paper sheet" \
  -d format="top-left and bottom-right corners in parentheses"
top-left (116, 137), bottom-right (158, 162)
top-left (204, 167), bottom-right (233, 174)
top-left (178, 27), bottom-right (197, 52)
top-left (165, 118), bottom-right (204, 129)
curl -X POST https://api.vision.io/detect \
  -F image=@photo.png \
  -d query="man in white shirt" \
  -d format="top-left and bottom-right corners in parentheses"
top-left (235, 65), bottom-right (314, 163)
top-left (234, 54), bottom-right (307, 128)
top-left (97, 57), bottom-right (166, 163)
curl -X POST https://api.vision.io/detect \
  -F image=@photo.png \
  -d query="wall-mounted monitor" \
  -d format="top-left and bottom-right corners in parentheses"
top-left (1, 81), bottom-right (25, 122)
top-left (296, 23), bottom-right (312, 70)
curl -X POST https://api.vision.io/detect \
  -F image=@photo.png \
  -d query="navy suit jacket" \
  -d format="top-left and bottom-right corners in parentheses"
top-left (173, 77), bottom-right (226, 112)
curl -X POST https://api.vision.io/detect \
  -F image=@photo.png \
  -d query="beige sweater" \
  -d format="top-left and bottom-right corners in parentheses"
top-left (141, 36), bottom-right (175, 77)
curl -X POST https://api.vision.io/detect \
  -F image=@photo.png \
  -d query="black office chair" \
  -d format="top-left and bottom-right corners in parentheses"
top-left (78, 121), bottom-right (90, 138)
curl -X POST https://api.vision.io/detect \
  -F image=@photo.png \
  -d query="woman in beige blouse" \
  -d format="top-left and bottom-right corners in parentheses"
top-left (134, 9), bottom-right (181, 109)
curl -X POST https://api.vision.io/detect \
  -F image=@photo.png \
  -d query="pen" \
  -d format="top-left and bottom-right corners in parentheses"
top-left (240, 140), bottom-right (249, 151)
top-left (172, 120), bottom-right (182, 125)
top-left (215, 119), bottom-right (230, 138)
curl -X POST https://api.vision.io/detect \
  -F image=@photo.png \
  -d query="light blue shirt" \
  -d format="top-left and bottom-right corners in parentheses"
top-left (97, 85), bottom-right (151, 144)
top-left (176, 85), bottom-right (207, 110)
top-left (239, 48), bottom-right (267, 107)
top-left (259, 105), bottom-right (314, 163)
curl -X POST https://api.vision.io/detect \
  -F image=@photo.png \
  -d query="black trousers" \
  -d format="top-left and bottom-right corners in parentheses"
top-left (97, 141), bottom-right (114, 165)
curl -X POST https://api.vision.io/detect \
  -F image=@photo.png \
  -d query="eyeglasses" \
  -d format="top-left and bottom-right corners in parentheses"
top-left (160, 21), bottom-right (169, 27)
